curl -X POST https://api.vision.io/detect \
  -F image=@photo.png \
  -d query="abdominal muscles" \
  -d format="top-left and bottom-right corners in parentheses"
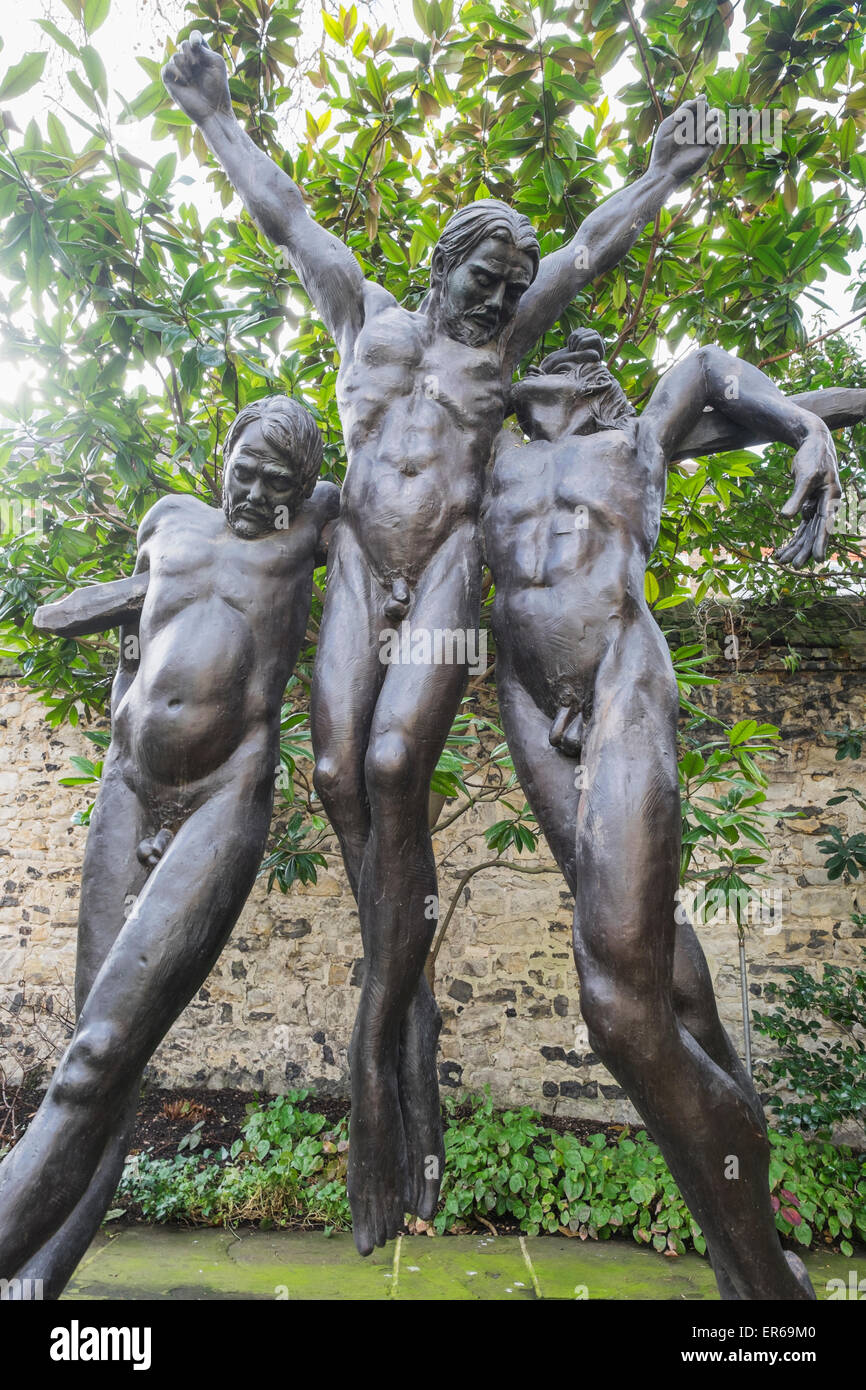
top-left (342, 446), bottom-right (482, 580)
top-left (128, 598), bottom-right (256, 785)
top-left (497, 566), bottom-right (641, 719)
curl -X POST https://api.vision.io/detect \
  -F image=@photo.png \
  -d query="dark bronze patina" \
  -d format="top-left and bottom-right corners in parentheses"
top-left (162, 31), bottom-right (719, 1256)
top-left (0, 398), bottom-right (338, 1295)
top-left (483, 332), bottom-right (856, 1299)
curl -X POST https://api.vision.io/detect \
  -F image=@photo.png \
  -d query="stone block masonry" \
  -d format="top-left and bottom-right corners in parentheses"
top-left (0, 600), bottom-right (863, 1124)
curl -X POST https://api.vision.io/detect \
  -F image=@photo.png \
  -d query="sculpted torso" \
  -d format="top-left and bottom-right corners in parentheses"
top-left (484, 426), bottom-right (665, 719)
top-left (114, 493), bottom-right (320, 795)
top-left (337, 295), bottom-right (508, 582)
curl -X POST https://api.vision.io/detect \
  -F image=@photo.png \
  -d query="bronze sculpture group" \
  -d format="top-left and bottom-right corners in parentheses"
top-left (0, 29), bottom-right (859, 1300)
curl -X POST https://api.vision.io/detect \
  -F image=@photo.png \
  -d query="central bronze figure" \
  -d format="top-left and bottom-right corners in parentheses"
top-left (164, 30), bottom-right (716, 1254)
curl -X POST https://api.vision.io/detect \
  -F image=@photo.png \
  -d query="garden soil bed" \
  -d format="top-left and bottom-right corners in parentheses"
top-left (3, 1084), bottom-right (640, 1160)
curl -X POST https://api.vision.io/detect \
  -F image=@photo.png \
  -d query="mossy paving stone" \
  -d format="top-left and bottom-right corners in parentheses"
top-left (796, 1249), bottom-right (866, 1298)
top-left (226, 1230), bottom-right (395, 1300)
top-left (64, 1229), bottom-right (272, 1302)
top-left (525, 1239), bottom-right (719, 1300)
top-left (64, 1229), bottom-right (531, 1301)
top-left (64, 1228), bottom-right (394, 1301)
top-left (222, 1229), bottom-right (534, 1300)
top-left (516, 1241), bottom-right (866, 1301)
top-left (62, 1227), bottom-right (866, 1301)
top-left (388, 1234), bottom-right (534, 1300)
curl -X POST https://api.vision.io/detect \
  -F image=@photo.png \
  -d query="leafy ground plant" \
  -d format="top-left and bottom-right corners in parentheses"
top-left (753, 945), bottom-right (866, 1138)
top-left (116, 1089), bottom-right (866, 1257)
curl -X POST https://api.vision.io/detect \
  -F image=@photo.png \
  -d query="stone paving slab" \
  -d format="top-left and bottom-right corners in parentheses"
top-left (61, 1228), bottom-right (866, 1301)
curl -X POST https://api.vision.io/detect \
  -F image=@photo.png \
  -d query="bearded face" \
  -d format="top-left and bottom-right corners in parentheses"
top-left (434, 235), bottom-right (535, 347)
top-left (221, 420), bottom-right (306, 538)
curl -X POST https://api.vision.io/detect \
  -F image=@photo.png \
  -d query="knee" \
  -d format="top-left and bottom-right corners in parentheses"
top-left (578, 968), bottom-right (664, 1072)
top-left (52, 1020), bottom-right (123, 1108)
top-left (313, 752), bottom-right (357, 808)
top-left (364, 731), bottom-right (414, 805)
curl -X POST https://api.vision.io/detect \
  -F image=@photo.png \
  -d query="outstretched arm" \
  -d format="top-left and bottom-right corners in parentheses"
top-left (34, 571), bottom-right (149, 638)
top-left (638, 345), bottom-right (842, 565)
top-left (33, 496), bottom-right (167, 637)
top-left (670, 386), bottom-right (866, 461)
top-left (163, 32), bottom-right (367, 357)
top-left (506, 98), bottom-right (715, 368)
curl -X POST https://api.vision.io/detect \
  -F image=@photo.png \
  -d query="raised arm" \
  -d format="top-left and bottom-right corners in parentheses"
top-left (638, 345), bottom-right (842, 565)
top-left (505, 99), bottom-right (715, 368)
top-left (163, 32), bottom-right (367, 357)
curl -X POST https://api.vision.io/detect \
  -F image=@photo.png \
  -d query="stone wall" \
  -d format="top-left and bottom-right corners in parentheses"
top-left (0, 600), bottom-right (863, 1123)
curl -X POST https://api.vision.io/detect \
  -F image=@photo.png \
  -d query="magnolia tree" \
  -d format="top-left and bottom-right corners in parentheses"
top-left (0, 0), bottom-right (864, 926)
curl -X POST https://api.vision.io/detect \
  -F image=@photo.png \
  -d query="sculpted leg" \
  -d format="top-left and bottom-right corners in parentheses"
top-left (348, 533), bottom-right (477, 1253)
top-left (311, 526), bottom-right (382, 894)
top-left (9, 755), bottom-right (149, 1297)
top-left (499, 662), bottom-right (764, 1115)
top-left (314, 528), bottom-right (465, 1231)
top-left (671, 917), bottom-right (767, 1134)
top-left (496, 657), bottom-right (783, 1296)
top-left (496, 660), bottom-right (580, 886)
top-left (0, 774), bottom-right (271, 1277)
top-left (573, 652), bottom-right (812, 1300)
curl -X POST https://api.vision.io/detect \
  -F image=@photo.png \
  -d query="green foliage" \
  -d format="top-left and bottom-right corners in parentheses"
top-left (753, 947), bottom-right (866, 1137)
top-left (485, 800), bottom-right (539, 854)
top-left (817, 824), bottom-right (866, 880)
top-left (57, 729), bottom-right (110, 826)
top-left (0, 0), bottom-right (864, 898)
top-left (261, 810), bottom-right (329, 891)
top-left (827, 726), bottom-right (866, 762)
top-left (427, 709), bottom-right (513, 803)
top-left (768, 1129), bottom-right (866, 1257)
top-left (240, 1090), bottom-right (330, 1155)
top-left (119, 1090), bottom-right (352, 1228)
top-left (817, 729), bottom-right (866, 879)
top-left (117, 1088), bottom-right (866, 1255)
top-left (437, 1090), bottom-right (701, 1249)
top-left (678, 709), bottom-right (784, 911)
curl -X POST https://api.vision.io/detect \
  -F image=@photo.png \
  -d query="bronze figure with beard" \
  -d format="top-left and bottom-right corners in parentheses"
top-left (163, 32), bottom-right (719, 1253)
top-left (0, 397), bottom-right (338, 1296)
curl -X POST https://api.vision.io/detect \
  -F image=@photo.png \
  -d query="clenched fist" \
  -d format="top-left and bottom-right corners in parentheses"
top-left (650, 96), bottom-right (719, 186)
top-left (163, 30), bottom-right (231, 126)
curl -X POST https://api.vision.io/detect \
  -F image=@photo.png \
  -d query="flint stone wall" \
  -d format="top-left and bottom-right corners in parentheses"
top-left (0, 600), bottom-right (863, 1126)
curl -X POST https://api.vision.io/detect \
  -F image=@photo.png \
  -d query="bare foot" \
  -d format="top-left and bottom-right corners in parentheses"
top-left (785, 1250), bottom-right (816, 1300)
top-left (348, 1054), bottom-right (408, 1257)
top-left (399, 980), bottom-right (445, 1220)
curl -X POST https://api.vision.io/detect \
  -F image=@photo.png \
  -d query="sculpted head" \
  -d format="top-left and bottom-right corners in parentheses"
top-left (222, 395), bottom-right (323, 538)
top-left (511, 329), bottom-right (637, 442)
top-left (429, 200), bottom-right (539, 347)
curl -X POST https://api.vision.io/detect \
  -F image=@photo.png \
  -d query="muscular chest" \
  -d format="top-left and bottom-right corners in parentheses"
top-left (485, 433), bottom-right (646, 578)
top-left (339, 309), bottom-right (506, 445)
top-left (144, 523), bottom-right (296, 621)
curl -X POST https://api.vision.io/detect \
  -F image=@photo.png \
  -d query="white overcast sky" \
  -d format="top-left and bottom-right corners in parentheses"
top-left (1, 0), bottom-right (863, 365)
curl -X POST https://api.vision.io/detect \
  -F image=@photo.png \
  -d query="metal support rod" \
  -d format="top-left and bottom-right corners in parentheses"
top-left (739, 934), bottom-right (753, 1078)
